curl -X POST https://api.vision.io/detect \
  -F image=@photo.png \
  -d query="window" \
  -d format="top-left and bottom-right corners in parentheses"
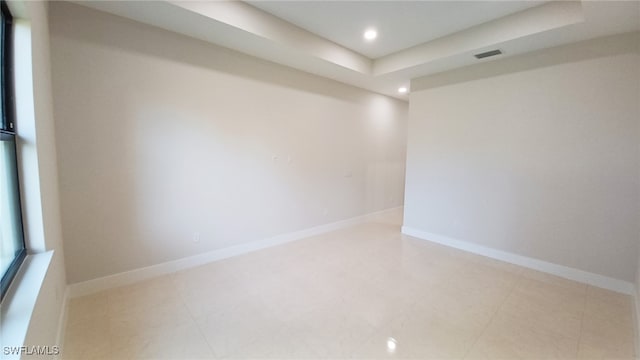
top-left (0, 1), bottom-right (25, 301)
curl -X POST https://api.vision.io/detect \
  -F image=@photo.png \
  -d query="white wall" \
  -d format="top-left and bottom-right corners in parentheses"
top-left (48, 2), bottom-right (408, 284)
top-left (404, 33), bottom-right (640, 283)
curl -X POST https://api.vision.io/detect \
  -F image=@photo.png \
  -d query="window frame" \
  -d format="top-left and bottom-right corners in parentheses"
top-left (0, 0), bottom-right (26, 302)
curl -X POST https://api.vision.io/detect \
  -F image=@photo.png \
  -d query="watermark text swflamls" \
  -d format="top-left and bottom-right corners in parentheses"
top-left (3, 346), bottom-right (60, 356)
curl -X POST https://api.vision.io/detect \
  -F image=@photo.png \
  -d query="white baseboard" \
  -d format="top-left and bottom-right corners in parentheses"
top-left (401, 226), bottom-right (635, 295)
top-left (68, 207), bottom-right (403, 298)
top-left (54, 287), bottom-right (69, 359)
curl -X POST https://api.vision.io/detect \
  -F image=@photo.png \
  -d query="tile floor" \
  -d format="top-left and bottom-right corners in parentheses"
top-left (63, 212), bottom-right (635, 359)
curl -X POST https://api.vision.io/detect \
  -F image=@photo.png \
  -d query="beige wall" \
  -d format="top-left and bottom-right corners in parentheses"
top-left (404, 34), bottom-right (640, 282)
top-left (48, 2), bottom-right (408, 284)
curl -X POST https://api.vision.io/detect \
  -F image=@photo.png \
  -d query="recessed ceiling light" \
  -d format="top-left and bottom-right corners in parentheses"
top-left (363, 29), bottom-right (377, 41)
top-left (398, 86), bottom-right (408, 94)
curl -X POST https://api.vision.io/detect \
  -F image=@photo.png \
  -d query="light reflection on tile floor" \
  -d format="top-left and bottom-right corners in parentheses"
top-left (63, 212), bottom-right (635, 359)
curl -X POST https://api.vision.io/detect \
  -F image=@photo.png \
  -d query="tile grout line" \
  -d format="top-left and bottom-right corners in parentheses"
top-left (174, 274), bottom-right (220, 359)
top-left (575, 285), bottom-right (590, 357)
top-left (461, 268), bottom-right (524, 359)
top-left (105, 290), bottom-right (113, 359)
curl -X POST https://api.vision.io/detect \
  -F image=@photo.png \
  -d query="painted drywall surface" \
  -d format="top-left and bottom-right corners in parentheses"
top-left (48, 2), bottom-right (408, 284)
top-left (17, 0), bottom-right (68, 354)
top-left (405, 45), bottom-right (640, 282)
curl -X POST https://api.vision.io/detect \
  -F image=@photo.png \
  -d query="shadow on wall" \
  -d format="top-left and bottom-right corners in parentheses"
top-left (412, 32), bottom-right (640, 92)
top-left (49, 2), bottom-right (409, 283)
top-left (50, 2), bottom-right (380, 105)
top-left (404, 40), bottom-right (640, 281)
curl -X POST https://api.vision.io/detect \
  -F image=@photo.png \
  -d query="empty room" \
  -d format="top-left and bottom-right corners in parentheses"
top-left (1, 0), bottom-right (639, 359)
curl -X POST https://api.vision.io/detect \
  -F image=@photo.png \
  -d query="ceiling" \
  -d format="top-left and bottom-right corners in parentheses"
top-left (247, 1), bottom-right (546, 59)
top-left (72, 1), bottom-right (640, 100)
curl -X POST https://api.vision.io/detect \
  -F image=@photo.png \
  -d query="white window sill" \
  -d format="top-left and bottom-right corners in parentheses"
top-left (0, 251), bottom-right (53, 359)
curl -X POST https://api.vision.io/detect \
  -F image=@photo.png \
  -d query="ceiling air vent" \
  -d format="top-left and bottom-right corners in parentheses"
top-left (474, 49), bottom-right (502, 59)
